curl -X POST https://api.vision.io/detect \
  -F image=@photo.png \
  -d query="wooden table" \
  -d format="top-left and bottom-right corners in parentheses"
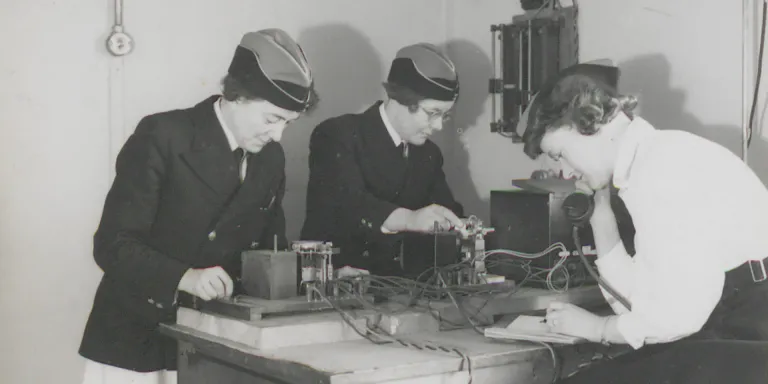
top-left (159, 286), bottom-right (623, 384)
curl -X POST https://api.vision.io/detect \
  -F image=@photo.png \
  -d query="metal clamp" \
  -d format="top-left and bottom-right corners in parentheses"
top-left (749, 259), bottom-right (767, 283)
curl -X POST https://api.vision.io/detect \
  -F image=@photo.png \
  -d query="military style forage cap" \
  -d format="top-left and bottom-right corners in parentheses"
top-left (228, 28), bottom-right (314, 112)
top-left (387, 43), bottom-right (459, 101)
top-left (518, 59), bottom-right (620, 140)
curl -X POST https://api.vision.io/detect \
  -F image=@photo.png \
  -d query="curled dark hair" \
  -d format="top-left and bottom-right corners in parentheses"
top-left (523, 74), bottom-right (638, 158)
top-left (220, 74), bottom-right (320, 113)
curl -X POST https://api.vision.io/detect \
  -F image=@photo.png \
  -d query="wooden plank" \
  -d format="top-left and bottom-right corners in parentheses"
top-left (162, 321), bottom-right (556, 383)
top-left (235, 295), bottom-right (373, 317)
top-left (178, 295), bottom-right (373, 322)
top-left (160, 324), bottom-right (333, 384)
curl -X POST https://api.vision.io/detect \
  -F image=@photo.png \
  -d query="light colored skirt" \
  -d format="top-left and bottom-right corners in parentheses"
top-left (81, 359), bottom-right (177, 384)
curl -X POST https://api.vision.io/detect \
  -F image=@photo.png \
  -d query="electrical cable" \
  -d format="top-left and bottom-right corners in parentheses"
top-left (572, 227), bottom-right (631, 311)
top-left (534, 341), bottom-right (561, 384)
top-left (312, 285), bottom-right (475, 384)
top-left (747, 0), bottom-right (767, 148)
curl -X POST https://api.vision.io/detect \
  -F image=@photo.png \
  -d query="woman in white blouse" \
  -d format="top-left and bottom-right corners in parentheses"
top-left (518, 62), bottom-right (768, 383)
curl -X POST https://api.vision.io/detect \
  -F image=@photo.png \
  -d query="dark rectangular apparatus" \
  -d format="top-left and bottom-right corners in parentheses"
top-left (489, 5), bottom-right (578, 137)
top-left (487, 189), bottom-right (636, 289)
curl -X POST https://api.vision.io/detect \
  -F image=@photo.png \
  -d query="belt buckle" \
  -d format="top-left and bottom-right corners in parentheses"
top-left (748, 259), bottom-right (767, 283)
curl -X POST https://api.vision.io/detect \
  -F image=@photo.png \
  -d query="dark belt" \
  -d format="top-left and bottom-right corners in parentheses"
top-left (727, 256), bottom-right (768, 288)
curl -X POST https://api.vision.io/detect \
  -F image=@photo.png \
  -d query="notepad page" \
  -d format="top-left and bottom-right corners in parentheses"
top-left (483, 315), bottom-right (584, 344)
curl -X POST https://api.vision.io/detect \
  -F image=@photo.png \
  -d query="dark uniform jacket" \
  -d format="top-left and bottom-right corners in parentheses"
top-left (301, 102), bottom-right (463, 277)
top-left (79, 95), bottom-right (287, 372)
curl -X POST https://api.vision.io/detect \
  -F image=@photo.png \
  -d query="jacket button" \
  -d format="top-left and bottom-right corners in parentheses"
top-left (208, 230), bottom-right (216, 241)
top-left (251, 241), bottom-right (259, 249)
top-left (362, 250), bottom-right (370, 257)
top-left (148, 298), bottom-right (155, 304)
top-left (156, 303), bottom-right (164, 309)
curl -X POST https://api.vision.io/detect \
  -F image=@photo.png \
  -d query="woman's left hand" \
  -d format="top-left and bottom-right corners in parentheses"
top-left (545, 301), bottom-right (604, 342)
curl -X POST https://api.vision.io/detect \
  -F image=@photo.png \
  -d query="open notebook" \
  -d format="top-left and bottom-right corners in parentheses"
top-left (484, 315), bottom-right (585, 344)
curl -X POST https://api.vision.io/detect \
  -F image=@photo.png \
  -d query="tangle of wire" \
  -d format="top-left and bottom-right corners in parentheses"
top-left (310, 285), bottom-right (475, 384)
top-left (484, 242), bottom-right (575, 292)
top-left (319, 240), bottom-right (582, 383)
top-left (330, 241), bottom-right (582, 333)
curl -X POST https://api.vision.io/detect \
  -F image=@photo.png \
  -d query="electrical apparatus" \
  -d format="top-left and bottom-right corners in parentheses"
top-left (487, 181), bottom-right (636, 289)
top-left (180, 241), bottom-right (369, 321)
top-left (562, 191), bottom-right (633, 310)
top-left (489, 1), bottom-right (578, 139)
top-left (436, 216), bottom-right (503, 286)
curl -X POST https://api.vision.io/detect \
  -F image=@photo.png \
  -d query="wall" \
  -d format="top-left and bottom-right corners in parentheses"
top-left (0, 1), bottom-right (111, 383)
top-left (444, 0), bottom-right (753, 222)
top-left (746, 0), bottom-right (768, 184)
top-left (1, 1), bottom-right (448, 384)
top-left (0, 1), bottom-right (755, 384)
top-left (120, 0), bottom-right (450, 239)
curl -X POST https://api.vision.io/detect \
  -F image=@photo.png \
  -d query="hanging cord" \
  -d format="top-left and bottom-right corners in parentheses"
top-left (572, 227), bottom-right (631, 311)
top-left (747, 0), bottom-right (767, 148)
top-left (114, 0), bottom-right (123, 27)
top-left (572, 0), bottom-right (579, 64)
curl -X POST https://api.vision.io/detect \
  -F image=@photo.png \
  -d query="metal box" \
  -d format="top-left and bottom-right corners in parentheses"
top-left (489, 6), bottom-right (578, 136)
top-left (241, 250), bottom-right (298, 300)
top-left (487, 189), bottom-right (635, 287)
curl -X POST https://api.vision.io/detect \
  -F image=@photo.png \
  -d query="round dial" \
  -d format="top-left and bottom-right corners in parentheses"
top-left (107, 31), bottom-right (134, 56)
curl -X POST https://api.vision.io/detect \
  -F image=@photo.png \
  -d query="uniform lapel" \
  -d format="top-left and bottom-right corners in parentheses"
top-left (360, 103), bottom-right (408, 191)
top-left (215, 142), bottom-right (280, 226)
top-left (180, 96), bottom-right (240, 204)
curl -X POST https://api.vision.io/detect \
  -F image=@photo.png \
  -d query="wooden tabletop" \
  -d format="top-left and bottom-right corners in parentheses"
top-left (160, 286), bottom-right (615, 384)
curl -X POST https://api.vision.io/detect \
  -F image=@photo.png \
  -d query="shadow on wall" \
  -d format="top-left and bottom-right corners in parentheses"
top-left (431, 38), bottom-right (493, 220)
top-left (279, 24), bottom-right (384, 240)
top-left (618, 53), bottom-right (768, 186)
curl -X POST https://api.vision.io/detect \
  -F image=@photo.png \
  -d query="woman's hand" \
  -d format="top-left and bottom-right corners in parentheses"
top-left (545, 301), bottom-right (605, 343)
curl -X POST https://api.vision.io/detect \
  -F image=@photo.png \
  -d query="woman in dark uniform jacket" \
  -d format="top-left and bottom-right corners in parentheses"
top-left (301, 43), bottom-right (466, 278)
top-left (78, 29), bottom-right (317, 384)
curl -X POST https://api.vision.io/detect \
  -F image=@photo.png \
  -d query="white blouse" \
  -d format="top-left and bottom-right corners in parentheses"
top-left (595, 114), bottom-right (768, 349)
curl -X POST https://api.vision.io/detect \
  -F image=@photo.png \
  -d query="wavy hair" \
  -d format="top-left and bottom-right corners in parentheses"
top-left (523, 74), bottom-right (638, 159)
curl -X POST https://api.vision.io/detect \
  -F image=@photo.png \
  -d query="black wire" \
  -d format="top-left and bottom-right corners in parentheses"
top-left (572, 227), bottom-right (632, 311)
top-left (748, 0), bottom-right (767, 147)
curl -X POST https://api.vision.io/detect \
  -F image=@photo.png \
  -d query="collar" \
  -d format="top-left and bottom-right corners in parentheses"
top-left (612, 113), bottom-right (657, 190)
top-left (379, 102), bottom-right (403, 146)
top-left (214, 97), bottom-right (239, 151)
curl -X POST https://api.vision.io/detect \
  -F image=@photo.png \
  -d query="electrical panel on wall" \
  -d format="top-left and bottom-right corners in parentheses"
top-left (489, 2), bottom-right (579, 141)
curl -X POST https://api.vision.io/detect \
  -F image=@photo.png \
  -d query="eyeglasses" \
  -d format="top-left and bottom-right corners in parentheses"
top-left (419, 106), bottom-right (453, 123)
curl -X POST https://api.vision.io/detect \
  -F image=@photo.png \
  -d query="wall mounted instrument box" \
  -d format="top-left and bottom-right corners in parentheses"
top-left (489, 5), bottom-right (579, 139)
top-left (487, 183), bottom-right (636, 288)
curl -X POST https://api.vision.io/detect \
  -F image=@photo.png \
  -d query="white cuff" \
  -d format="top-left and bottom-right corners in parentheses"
top-left (615, 312), bottom-right (646, 350)
top-left (380, 226), bottom-right (397, 234)
top-left (594, 242), bottom-right (632, 270)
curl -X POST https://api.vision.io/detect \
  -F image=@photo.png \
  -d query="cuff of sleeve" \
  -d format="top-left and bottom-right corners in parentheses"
top-left (616, 313), bottom-right (647, 350)
top-left (594, 242), bottom-right (632, 270)
top-left (381, 226), bottom-right (397, 234)
top-left (147, 258), bottom-right (191, 311)
top-left (359, 202), bottom-right (400, 238)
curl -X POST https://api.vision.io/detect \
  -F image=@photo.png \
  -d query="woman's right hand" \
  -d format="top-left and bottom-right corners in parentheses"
top-left (178, 266), bottom-right (233, 301)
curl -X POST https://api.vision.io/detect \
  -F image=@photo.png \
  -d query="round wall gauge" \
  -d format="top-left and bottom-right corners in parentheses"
top-left (107, 27), bottom-right (134, 56)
